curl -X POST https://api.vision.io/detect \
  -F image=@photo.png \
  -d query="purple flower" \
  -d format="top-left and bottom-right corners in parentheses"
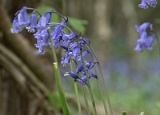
top-left (11, 7), bottom-right (97, 85)
top-left (40, 29), bottom-right (49, 46)
top-left (76, 62), bottom-right (97, 78)
top-left (73, 47), bottom-right (81, 57)
top-left (75, 50), bottom-right (90, 61)
top-left (52, 34), bottom-right (63, 49)
top-left (64, 71), bottom-right (87, 85)
top-left (37, 15), bottom-right (47, 29)
top-left (134, 32), bottom-right (148, 52)
top-left (46, 13), bottom-right (52, 24)
top-left (145, 33), bottom-right (156, 50)
top-left (139, 0), bottom-right (157, 9)
top-left (134, 22), bottom-right (156, 52)
top-left (37, 12), bottom-right (52, 29)
top-left (68, 33), bottom-right (77, 40)
top-left (17, 7), bottom-right (29, 26)
top-left (34, 29), bottom-right (42, 39)
top-left (11, 18), bottom-right (22, 33)
top-left (76, 76), bottom-right (87, 85)
top-left (135, 22), bottom-right (153, 34)
top-left (147, 0), bottom-right (157, 7)
top-left (61, 52), bottom-right (72, 66)
top-left (59, 33), bottom-right (77, 51)
top-left (34, 29), bottom-right (49, 54)
top-left (139, 0), bottom-right (148, 9)
top-left (134, 33), bottom-right (155, 52)
top-left (26, 13), bottom-right (38, 32)
top-left (50, 19), bottom-right (68, 39)
top-left (34, 37), bottom-right (45, 54)
top-left (66, 71), bottom-right (79, 80)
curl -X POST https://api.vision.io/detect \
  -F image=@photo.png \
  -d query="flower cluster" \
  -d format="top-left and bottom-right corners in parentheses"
top-left (138, 0), bottom-right (157, 9)
top-left (11, 7), bottom-right (97, 85)
top-left (134, 22), bottom-right (156, 52)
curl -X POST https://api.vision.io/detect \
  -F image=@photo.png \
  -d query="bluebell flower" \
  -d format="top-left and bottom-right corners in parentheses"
top-left (60, 40), bottom-right (70, 51)
top-left (34, 29), bottom-right (49, 54)
top-left (64, 71), bottom-right (87, 85)
top-left (145, 33), bottom-right (156, 50)
top-left (134, 22), bottom-right (156, 52)
top-left (52, 33), bottom-right (63, 49)
top-left (75, 50), bottom-right (90, 62)
top-left (68, 71), bottom-right (79, 80)
top-left (37, 15), bottom-right (47, 29)
top-left (139, 0), bottom-right (148, 9)
top-left (68, 33), bottom-right (77, 40)
top-left (134, 33), bottom-right (155, 52)
top-left (72, 47), bottom-right (81, 57)
top-left (83, 50), bottom-right (90, 57)
top-left (35, 37), bottom-right (45, 54)
top-left (50, 19), bottom-right (68, 39)
top-left (11, 7), bottom-right (97, 85)
top-left (37, 13), bottom-right (52, 30)
top-left (135, 22), bottom-right (153, 34)
top-left (76, 62), bottom-right (97, 78)
top-left (147, 0), bottom-right (157, 7)
top-left (76, 62), bottom-right (95, 73)
top-left (139, 0), bottom-right (157, 9)
top-left (46, 13), bottom-right (52, 24)
top-left (134, 32), bottom-right (148, 52)
top-left (40, 29), bottom-right (49, 46)
top-left (34, 29), bottom-right (42, 39)
top-left (11, 18), bottom-right (22, 33)
top-left (76, 76), bottom-right (87, 85)
top-left (60, 34), bottom-right (77, 51)
top-left (61, 51), bottom-right (72, 66)
top-left (78, 40), bottom-right (87, 48)
top-left (26, 13), bottom-right (38, 32)
top-left (17, 7), bottom-right (29, 26)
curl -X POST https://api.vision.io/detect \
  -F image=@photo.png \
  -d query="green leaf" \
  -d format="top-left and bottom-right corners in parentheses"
top-left (48, 91), bottom-right (61, 109)
top-left (53, 62), bottom-right (70, 115)
top-left (68, 17), bottom-right (88, 34)
top-left (36, 5), bottom-right (59, 22)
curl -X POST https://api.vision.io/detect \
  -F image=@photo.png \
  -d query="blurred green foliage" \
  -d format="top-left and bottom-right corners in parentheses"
top-left (48, 91), bottom-right (61, 109)
top-left (35, 5), bottom-right (88, 34)
top-left (68, 17), bottom-right (88, 34)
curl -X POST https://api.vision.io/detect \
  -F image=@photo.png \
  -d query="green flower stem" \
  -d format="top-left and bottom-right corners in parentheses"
top-left (88, 48), bottom-right (109, 115)
top-left (74, 82), bottom-right (82, 115)
top-left (51, 45), bottom-right (70, 115)
top-left (96, 79), bottom-right (109, 115)
top-left (53, 63), bottom-right (70, 115)
top-left (70, 63), bottom-right (82, 115)
top-left (87, 80), bottom-right (97, 115)
top-left (82, 86), bottom-right (90, 115)
top-left (76, 62), bottom-right (90, 115)
top-left (81, 56), bottom-right (97, 115)
top-left (97, 63), bottom-right (113, 115)
top-left (89, 44), bottom-right (113, 115)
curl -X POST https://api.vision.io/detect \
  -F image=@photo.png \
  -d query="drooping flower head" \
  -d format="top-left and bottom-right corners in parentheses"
top-left (10, 18), bottom-right (22, 33)
top-left (26, 12), bottom-right (38, 32)
top-left (17, 7), bottom-right (29, 26)
top-left (11, 6), bottom-right (98, 85)
top-left (134, 22), bottom-right (156, 52)
top-left (139, 0), bottom-right (157, 9)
